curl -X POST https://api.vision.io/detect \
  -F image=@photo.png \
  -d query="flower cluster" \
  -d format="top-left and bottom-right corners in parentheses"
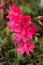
top-left (7, 5), bottom-right (37, 55)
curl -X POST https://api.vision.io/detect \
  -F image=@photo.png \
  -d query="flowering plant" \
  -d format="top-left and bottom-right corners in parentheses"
top-left (0, 1), bottom-right (43, 65)
top-left (7, 5), bottom-right (37, 55)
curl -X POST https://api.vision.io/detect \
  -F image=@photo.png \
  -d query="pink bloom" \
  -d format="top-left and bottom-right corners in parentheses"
top-left (38, 16), bottom-right (43, 20)
top-left (7, 20), bottom-right (22, 32)
top-left (0, 4), bottom-right (5, 9)
top-left (6, 5), bottom-right (23, 22)
top-left (13, 23), bottom-right (37, 42)
top-left (17, 41), bottom-right (36, 55)
top-left (7, 15), bottom-right (31, 32)
top-left (13, 28), bottom-right (32, 42)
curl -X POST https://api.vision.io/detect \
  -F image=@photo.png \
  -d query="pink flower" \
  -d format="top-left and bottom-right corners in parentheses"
top-left (6, 5), bottom-right (23, 22)
top-left (0, 4), bottom-right (5, 9)
top-left (7, 15), bottom-right (31, 32)
top-left (7, 20), bottom-right (22, 32)
top-left (17, 41), bottom-right (36, 55)
top-left (13, 23), bottom-right (37, 42)
top-left (38, 16), bottom-right (43, 20)
top-left (13, 28), bottom-right (32, 42)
